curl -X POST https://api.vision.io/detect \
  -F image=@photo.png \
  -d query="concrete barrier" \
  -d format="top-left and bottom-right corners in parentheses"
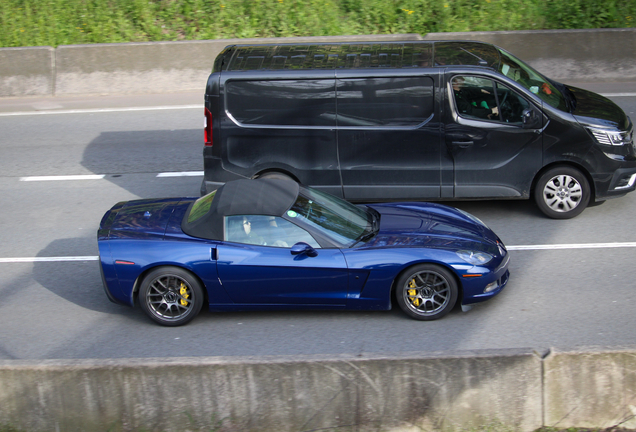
top-left (0, 350), bottom-right (542, 432)
top-left (2, 346), bottom-right (636, 431)
top-left (54, 34), bottom-right (421, 96)
top-left (544, 347), bottom-right (636, 429)
top-left (0, 46), bottom-right (54, 97)
top-left (424, 28), bottom-right (636, 83)
top-left (2, 29), bottom-right (635, 98)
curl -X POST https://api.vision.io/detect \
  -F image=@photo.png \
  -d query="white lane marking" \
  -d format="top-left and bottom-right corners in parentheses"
top-left (0, 256), bottom-right (99, 263)
top-left (602, 93), bottom-right (636, 97)
top-left (2, 242), bottom-right (636, 263)
top-left (19, 172), bottom-right (203, 182)
top-left (0, 90), bottom-right (633, 117)
top-left (156, 171), bottom-right (204, 177)
top-left (0, 105), bottom-right (201, 117)
top-left (507, 242), bottom-right (636, 251)
top-left (0, 91), bottom-right (633, 117)
top-left (20, 175), bottom-right (105, 182)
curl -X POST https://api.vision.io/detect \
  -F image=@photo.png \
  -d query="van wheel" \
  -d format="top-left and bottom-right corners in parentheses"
top-left (534, 166), bottom-right (590, 219)
top-left (257, 172), bottom-right (293, 182)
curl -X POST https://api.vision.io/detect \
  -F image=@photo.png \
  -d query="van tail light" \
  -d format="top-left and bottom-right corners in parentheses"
top-left (204, 107), bottom-right (213, 147)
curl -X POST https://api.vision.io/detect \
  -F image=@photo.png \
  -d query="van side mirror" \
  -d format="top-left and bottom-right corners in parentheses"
top-left (522, 109), bottom-right (541, 129)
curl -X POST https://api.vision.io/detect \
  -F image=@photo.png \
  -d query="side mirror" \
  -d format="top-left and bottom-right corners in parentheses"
top-left (522, 109), bottom-right (541, 129)
top-left (291, 242), bottom-right (318, 257)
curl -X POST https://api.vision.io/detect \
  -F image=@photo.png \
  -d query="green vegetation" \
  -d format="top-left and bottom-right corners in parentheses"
top-left (1, 0), bottom-right (635, 48)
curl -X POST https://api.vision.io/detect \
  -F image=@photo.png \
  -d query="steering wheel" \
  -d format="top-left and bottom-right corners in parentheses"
top-left (499, 91), bottom-right (514, 121)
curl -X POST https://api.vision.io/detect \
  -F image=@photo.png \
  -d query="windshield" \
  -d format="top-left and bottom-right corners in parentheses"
top-left (497, 49), bottom-right (568, 112)
top-left (187, 190), bottom-right (217, 223)
top-left (286, 186), bottom-right (374, 247)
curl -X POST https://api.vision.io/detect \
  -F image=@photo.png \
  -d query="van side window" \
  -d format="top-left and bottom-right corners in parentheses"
top-left (336, 77), bottom-right (434, 127)
top-left (496, 82), bottom-right (531, 124)
top-left (226, 79), bottom-right (336, 126)
top-left (452, 76), bottom-right (530, 124)
top-left (452, 76), bottom-right (499, 121)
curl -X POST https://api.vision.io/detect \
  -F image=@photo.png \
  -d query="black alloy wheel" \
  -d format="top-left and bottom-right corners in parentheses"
top-left (395, 264), bottom-right (458, 321)
top-left (139, 266), bottom-right (204, 326)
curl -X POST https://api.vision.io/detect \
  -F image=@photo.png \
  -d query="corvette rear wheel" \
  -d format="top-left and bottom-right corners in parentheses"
top-left (139, 267), bottom-right (203, 326)
top-left (395, 264), bottom-right (458, 321)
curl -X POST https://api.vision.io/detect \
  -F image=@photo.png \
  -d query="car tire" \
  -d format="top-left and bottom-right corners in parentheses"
top-left (139, 266), bottom-right (204, 326)
top-left (534, 166), bottom-right (590, 219)
top-left (395, 264), bottom-right (458, 321)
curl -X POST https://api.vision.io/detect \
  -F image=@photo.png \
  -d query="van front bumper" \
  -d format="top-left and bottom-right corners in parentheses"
top-left (594, 167), bottom-right (636, 201)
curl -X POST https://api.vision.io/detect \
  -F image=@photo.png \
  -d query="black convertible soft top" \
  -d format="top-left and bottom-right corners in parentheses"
top-left (182, 178), bottom-right (299, 240)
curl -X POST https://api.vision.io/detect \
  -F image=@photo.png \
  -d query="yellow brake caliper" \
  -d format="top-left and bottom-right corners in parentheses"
top-left (408, 279), bottom-right (420, 306)
top-left (179, 283), bottom-right (190, 306)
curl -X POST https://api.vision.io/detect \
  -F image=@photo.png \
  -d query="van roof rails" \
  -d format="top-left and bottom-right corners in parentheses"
top-left (217, 41), bottom-right (500, 72)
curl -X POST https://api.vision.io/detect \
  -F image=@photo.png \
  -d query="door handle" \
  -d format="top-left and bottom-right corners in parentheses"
top-left (452, 141), bottom-right (474, 148)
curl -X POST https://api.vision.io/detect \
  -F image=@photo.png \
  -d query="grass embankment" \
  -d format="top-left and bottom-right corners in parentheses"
top-left (1, 0), bottom-right (635, 48)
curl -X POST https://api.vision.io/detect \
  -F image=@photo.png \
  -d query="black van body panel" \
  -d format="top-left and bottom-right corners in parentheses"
top-left (202, 40), bottom-right (636, 216)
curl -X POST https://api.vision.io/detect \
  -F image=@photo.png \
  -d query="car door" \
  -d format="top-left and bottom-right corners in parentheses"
top-left (216, 215), bottom-right (349, 305)
top-left (444, 73), bottom-right (543, 198)
top-left (336, 72), bottom-right (442, 201)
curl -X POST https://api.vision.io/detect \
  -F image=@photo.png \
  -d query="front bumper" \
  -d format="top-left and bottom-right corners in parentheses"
top-left (460, 252), bottom-right (510, 306)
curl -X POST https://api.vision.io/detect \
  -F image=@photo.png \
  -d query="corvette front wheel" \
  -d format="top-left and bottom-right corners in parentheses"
top-left (139, 267), bottom-right (203, 326)
top-left (395, 264), bottom-right (458, 321)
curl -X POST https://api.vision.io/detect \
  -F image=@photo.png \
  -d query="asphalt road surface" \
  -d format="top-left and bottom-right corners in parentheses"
top-left (1, 87), bottom-right (635, 361)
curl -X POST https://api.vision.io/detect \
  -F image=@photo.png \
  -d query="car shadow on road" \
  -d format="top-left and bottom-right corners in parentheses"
top-left (33, 236), bottom-right (133, 315)
top-left (81, 129), bottom-right (203, 199)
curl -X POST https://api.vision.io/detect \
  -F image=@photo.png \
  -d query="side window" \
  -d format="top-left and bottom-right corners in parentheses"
top-left (496, 82), bottom-right (531, 124)
top-left (451, 76), bottom-right (499, 121)
top-left (336, 76), bottom-right (434, 127)
top-left (225, 215), bottom-right (320, 248)
top-left (452, 76), bottom-right (532, 125)
top-left (226, 79), bottom-right (336, 127)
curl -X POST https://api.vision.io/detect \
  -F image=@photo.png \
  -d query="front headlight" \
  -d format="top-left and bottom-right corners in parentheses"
top-left (457, 250), bottom-right (493, 265)
top-left (588, 127), bottom-right (633, 146)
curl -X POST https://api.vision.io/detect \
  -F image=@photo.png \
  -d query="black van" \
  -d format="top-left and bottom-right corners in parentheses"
top-left (202, 41), bottom-right (635, 219)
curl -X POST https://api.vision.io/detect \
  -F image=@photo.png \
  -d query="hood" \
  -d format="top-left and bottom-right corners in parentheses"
top-left (99, 198), bottom-right (183, 239)
top-left (567, 85), bottom-right (630, 130)
top-left (364, 202), bottom-right (500, 254)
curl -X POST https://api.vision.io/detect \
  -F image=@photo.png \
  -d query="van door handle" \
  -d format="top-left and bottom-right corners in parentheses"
top-left (452, 141), bottom-right (474, 148)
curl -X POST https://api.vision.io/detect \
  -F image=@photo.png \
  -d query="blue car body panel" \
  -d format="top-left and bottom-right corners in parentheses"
top-left (98, 195), bottom-right (509, 313)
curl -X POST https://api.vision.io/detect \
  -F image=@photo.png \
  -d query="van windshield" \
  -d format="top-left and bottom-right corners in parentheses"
top-left (497, 49), bottom-right (568, 112)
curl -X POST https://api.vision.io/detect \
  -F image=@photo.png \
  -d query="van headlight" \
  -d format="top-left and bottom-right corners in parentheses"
top-left (457, 250), bottom-right (493, 265)
top-left (588, 127), bottom-right (633, 146)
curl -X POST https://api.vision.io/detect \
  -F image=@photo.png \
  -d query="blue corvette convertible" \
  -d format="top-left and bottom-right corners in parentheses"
top-left (98, 178), bottom-right (509, 326)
